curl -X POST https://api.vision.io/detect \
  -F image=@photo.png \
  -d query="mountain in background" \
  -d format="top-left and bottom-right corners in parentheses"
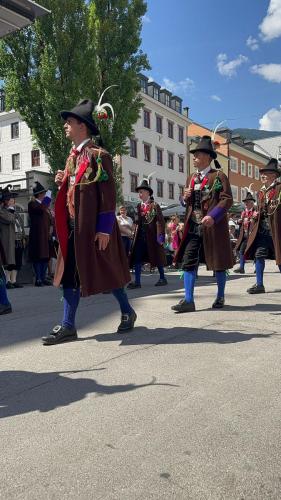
top-left (233, 128), bottom-right (281, 140)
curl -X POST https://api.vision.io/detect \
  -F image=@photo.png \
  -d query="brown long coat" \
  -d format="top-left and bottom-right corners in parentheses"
top-left (28, 201), bottom-right (50, 262)
top-left (269, 183), bottom-right (281, 265)
top-left (175, 169), bottom-right (234, 270)
top-left (53, 143), bottom-right (130, 297)
top-left (0, 207), bottom-right (15, 266)
top-left (129, 202), bottom-right (167, 267)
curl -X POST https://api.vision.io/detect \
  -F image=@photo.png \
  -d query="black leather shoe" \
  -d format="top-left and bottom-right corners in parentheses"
top-left (6, 281), bottom-right (14, 289)
top-left (247, 284), bottom-right (265, 294)
top-left (43, 279), bottom-right (52, 286)
top-left (127, 282), bottom-right (141, 289)
top-left (35, 280), bottom-right (43, 287)
top-left (117, 310), bottom-right (137, 332)
top-left (212, 297), bottom-right (225, 308)
top-left (42, 325), bottom-right (78, 345)
top-left (12, 282), bottom-right (24, 288)
top-left (155, 278), bottom-right (168, 286)
top-left (171, 299), bottom-right (196, 313)
top-left (0, 304), bottom-right (12, 315)
top-left (233, 268), bottom-right (245, 274)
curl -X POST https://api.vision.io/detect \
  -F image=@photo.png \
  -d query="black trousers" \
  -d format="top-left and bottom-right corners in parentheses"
top-left (182, 222), bottom-right (203, 271)
top-left (61, 230), bottom-right (80, 289)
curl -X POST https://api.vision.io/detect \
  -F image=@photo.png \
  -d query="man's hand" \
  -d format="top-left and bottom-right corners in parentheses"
top-left (202, 215), bottom-right (214, 227)
top-left (55, 170), bottom-right (64, 186)
top-left (184, 187), bottom-right (192, 200)
top-left (95, 232), bottom-right (110, 251)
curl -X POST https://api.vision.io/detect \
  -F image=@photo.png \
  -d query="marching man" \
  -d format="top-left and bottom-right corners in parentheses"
top-left (42, 98), bottom-right (136, 345)
top-left (244, 158), bottom-right (281, 294)
top-left (234, 191), bottom-right (257, 274)
top-left (172, 135), bottom-right (234, 312)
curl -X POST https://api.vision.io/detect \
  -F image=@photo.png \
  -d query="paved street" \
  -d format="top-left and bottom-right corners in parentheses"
top-left (1, 263), bottom-right (281, 500)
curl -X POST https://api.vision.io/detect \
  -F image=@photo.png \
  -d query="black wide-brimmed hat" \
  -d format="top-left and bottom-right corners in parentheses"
top-left (242, 191), bottom-right (255, 203)
top-left (259, 158), bottom-right (281, 175)
top-left (33, 181), bottom-right (46, 196)
top-left (190, 135), bottom-right (217, 159)
top-left (60, 99), bottom-right (100, 136)
top-left (136, 179), bottom-right (153, 196)
top-left (0, 184), bottom-right (18, 202)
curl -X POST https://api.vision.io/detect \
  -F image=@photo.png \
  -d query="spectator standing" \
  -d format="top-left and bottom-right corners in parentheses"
top-left (116, 206), bottom-right (134, 256)
top-left (0, 185), bottom-right (18, 289)
top-left (28, 182), bottom-right (52, 286)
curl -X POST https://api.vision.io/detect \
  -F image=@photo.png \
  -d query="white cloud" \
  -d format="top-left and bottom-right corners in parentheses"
top-left (162, 77), bottom-right (194, 94)
top-left (211, 95), bottom-right (222, 102)
top-left (246, 35), bottom-right (259, 50)
top-left (142, 14), bottom-right (151, 24)
top-left (217, 53), bottom-right (248, 78)
top-left (148, 76), bottom-right (154, 83)
top-left (259, 0), bottom-right (281, 41)
top-left (259, 105), bottom-right (281, 130)
top-left (251, 63), bottom-right (281, 82)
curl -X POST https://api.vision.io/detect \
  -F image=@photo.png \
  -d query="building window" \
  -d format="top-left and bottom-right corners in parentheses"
top-left (254, 166), bottom-right (260, 180)
top-left (168, 183), bottom-right (174, 199)
top-left (156, 148), bottom-right (163, 166)
top-left (168, 152), bottom-right (174, 169)
top-left (230, 157), bottom-right (238, 172)
top-left (11, 122), bottom-right (19, 139)
top-left (156, 115), bottom-right (163, 134)
top-left (12, 153), bottom-right (20, 170)
top-left (179, 185), bottom-right (184, 197)
top-left (248, 163), bottom-right (253, 177)
top-left (140, 77), bottom-right (147, 93)
top-left (130, 138), bottom-right (137, 158)
top-left (168, 121), bottom-right (174, 139)
top-left (231, 185), bottom-right (238, 201)
top-left (144, 143), bottom-right (151, 162)
top-left (178, 126), bottom-right (184, 143)
top-left (13, 184), bottom-right (21, 190)
top-left (179, 156), bottom-right (184, 173)
top-left (31, 149), bottom-right (40, 167)
top-left (241, 187), bottom-right (247, 201)
top-left (157, 180), bottom-right (164, 198)
top-left (143, 109), bottom-right (151, 129)
top-left (130, 173), bottom-right (138, 192)
top-left (241, 160), bottom-right (246, 176)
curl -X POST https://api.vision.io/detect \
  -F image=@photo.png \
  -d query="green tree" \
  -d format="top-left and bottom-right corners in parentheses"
top-left (0, 0), bottom-right (150, 201)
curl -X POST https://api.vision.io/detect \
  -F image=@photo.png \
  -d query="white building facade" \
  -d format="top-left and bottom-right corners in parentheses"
top-left (0, 107), bottom-right (50, 190)
top-left (121, 75), bottom-right (191, 207)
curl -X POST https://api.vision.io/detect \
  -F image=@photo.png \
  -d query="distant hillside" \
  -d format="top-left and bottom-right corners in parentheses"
top-left (233, 128), bottom-right (281, 141)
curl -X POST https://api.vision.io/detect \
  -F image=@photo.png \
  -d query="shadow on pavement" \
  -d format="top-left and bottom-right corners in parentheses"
top-left (0, 370), bottom-right (177, 419)
top-left (91, 325), bottom-right (277, 346)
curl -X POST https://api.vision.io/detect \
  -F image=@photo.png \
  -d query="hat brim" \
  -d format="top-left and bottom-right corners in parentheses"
top-left (60, 111), bottom-right (100, 136)
top-left (136, 185), bottom-right (153, 195)
top-left (189, 147), bottom-right (217, 159)
top-left (34, 189), bottom-right (47, 196)
top-left (242, 197), bottom-right (255, 202)
top-left (259, 167), bottom-right (280, 174)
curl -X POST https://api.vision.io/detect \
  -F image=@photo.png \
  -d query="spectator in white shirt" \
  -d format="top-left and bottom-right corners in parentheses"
top-left (116, 206), bottom-right (134, 256)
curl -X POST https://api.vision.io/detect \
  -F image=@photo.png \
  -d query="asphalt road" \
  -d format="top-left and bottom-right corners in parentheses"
top-left (1, 263), bottom-right (281, 500)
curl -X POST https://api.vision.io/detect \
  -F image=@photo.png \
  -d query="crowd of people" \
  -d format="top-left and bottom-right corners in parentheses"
top-left (0, 98), bottom-right (280, 344)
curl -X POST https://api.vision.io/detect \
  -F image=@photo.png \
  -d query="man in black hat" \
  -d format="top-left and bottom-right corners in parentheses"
top-left (244, 158), bottom-right (281, 293)
top-left (28, 182), bottom-right (52, 286)
top-left (234, 191), bottom-right (257, 274)
top-left (0, 187), bottom-right (13, 315)
top-left (173, 135), bottom-right (234, 312)
top-left (42, 98), bottom-right (136, 345)
top-left (128, 179), bottom-right (167, 288)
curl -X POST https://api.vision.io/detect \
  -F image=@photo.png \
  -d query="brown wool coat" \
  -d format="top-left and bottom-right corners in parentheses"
top-left (54, 144), bottom-right (130, 296)
top-left (269, 183), bottom-right (281, 265)
top-left (28, 201), bottom-right (51, 262)
top-left (175, 169), bottom-right (234, 271)
top-left (0, 207), bottom-right (15, 266)
top-left (130, 202), bottom-right (167, 268)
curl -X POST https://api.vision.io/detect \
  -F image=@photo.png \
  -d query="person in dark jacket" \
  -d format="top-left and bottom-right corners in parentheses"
top-left (0, 188), bottom-right (12, 315)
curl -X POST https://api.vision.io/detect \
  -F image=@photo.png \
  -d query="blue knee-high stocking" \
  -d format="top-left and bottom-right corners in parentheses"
top-left (216, 271), bottom-right (226, 299)
top-left (112, 288), bottom-right (132, 314)
top-left (255, 258), bottom-right (265, 286)
top-left (239, 253), bottom-right (245, 270)
top-left (184, 270), bottom-right (196, 302)
top-left (158, 266), bottom-right (165, 280)
top-left (134, 263), bottom-right (142, 285)
top-left (62, 288), bottom-right (80, 329)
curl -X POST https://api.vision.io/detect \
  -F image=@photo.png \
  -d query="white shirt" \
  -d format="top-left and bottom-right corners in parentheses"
top-left (75, 138), bottom-right (91, 152)
top-left (197, 165), bottom-right (211, 179)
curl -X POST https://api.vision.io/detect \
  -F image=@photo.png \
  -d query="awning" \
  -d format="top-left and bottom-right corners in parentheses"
top-left (0, 0), bottom-right (50, 38)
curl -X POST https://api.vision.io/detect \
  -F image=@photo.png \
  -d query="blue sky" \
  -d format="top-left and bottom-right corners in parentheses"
top-left (141, 0), bottom-right (281, 131)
